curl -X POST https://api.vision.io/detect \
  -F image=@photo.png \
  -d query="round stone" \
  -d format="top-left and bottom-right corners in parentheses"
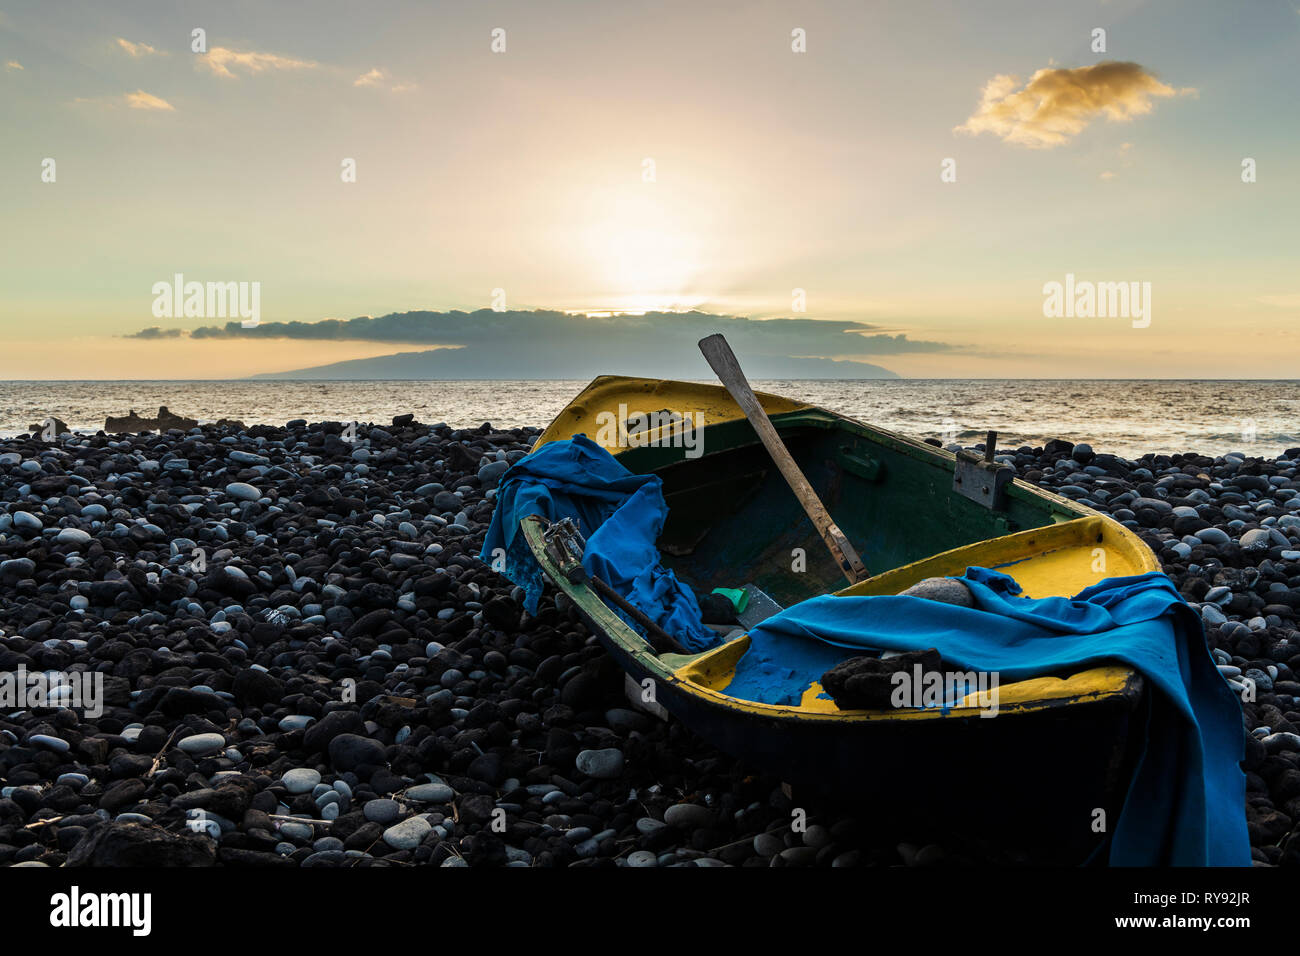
top-left (225, 482), bottom-right (261, 501)
top-left (279, 821), bottom-right (314, 842)
top-left (1239, 528), bottom-right (1272, 551)
top-left (29, 734), bottom-right (69, 753)
top-left (900, 577), bottom-right (973, 607)
top-left (382, 816), bottom-right (432, 850)
top-left (753, 831), bottom-right (783, 857)
top-left (12, 511), bottom-right (41, 531)
top-left (780, 846), bottom-right (818, 866)
top-left (575, 747), bottom-right (624, 780)
top-left (802, 824), bottom-right (831, 848)
top-left (364, 799), bottom-right (403, 824)
top-left (0, 558), bottom-right (35, 576)
top-left (281, 768), bottom-right (321, 794)
top-left (178, 732), bottom-right (225, 755)
top-left (405, 783), bottom-right (454, 803)
top-left (663, 802), bottom-right (712, 830)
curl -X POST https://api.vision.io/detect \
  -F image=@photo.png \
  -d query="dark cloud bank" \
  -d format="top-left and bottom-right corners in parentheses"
top-left (128, 309), bottom-right (958, 379)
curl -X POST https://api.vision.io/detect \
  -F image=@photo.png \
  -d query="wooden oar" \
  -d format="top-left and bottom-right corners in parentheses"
top-left (698, 333), bottom-right (869, 583)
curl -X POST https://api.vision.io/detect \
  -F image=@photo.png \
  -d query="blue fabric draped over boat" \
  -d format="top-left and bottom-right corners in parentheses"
top-left (478, 435), bottom-right (719, 652)
top-left (726, 566), bottom-right (1250, 867)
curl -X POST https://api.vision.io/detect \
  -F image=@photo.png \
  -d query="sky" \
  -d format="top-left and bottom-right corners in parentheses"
top-left (1, 0), bottom-right (1298, 380)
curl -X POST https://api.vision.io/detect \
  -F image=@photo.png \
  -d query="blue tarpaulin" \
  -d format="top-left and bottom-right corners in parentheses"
top-left (728, 567), bottom-right (1250, 866)
top-left (479, 435), bottom-right (719, 651)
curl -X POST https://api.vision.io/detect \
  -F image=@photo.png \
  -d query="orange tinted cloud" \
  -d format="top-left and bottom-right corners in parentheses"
top-left (354, 67), bottom-right (417, 92)
top-left (200, 46), bottom-right (317, 79)
top-left (116, 38), bottom-right (165, 58)
top-left (125, 89), bottom-right (174, 111)
top-left (956, 61), bottom-right (1194, 148)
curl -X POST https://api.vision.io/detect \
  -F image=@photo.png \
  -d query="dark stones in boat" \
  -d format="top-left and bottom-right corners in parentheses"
top-left (815, 578), bottom-right (970, 708)
top-left (696, 591), bottom-right (739, 624)
top-left (899, 577), bottom-right (974, 607)
top-left (821, 648), bottom-right (943, 710)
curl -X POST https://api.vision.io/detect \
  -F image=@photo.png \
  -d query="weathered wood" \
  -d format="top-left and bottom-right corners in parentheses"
top-left (698, 333), bottom-right (869, 582)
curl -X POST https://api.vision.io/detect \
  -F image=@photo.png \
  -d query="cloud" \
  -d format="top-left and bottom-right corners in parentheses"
top-left (354, 67), bottom-right (417, 93)
top-left (116, 38), bottom-right (166, 58)
top-left (955, 61), bottom-right (1195, 148)
top-left (200, 46), bottom-right (318, 79)
top-left (124, 326), bottom-right (184, 339)
top-left (72, 90), bottom-right (177, 111)
top-left (129, 308), bottom-right (956, 378)
top-left (173, 309), bottom-right (949, 355)
top-left (125, 89), bottom-right (175, 111)
top-left (5, 60), bottom-right (22, 71)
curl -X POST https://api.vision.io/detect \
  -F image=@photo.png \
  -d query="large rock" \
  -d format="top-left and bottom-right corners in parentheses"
top-left (328, 733), bottom-right (387, 772)
top-left (65, 822), bottom-right (217, 867)
top-left (154, 406), bottom-right (198, 430)
top-left (27, 417), bottom-right (69, 437)
top-left (171, 777), bottom-right (257, 820)
top-left (231, 668), bottom-right (284, 707)
top-left (302, 710), bottom-right (364, 754)
top-left (104, 406), bottom-right (198, 433)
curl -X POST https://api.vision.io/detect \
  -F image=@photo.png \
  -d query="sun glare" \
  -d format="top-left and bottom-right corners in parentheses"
top-left (581, 191), bottom-right (703, 306)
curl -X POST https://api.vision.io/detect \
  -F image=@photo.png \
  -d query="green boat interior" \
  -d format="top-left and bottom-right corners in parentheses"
top-left (613, 409), bottom-right (1079, 609)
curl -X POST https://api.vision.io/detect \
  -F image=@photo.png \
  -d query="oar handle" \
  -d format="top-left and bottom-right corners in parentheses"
top-left (698, 334), bottom-right (869, 582)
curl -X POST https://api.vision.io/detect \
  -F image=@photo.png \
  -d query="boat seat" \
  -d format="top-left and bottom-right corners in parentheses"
top-left (736, 584), bottom-right (783, 629)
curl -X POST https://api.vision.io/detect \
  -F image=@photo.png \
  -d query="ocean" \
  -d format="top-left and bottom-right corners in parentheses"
top-left (0, 379), bottom-right (1296, 459)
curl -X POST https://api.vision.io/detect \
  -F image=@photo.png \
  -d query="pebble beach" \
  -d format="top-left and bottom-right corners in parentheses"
top-left (0, 418), bottom-right (1294, 868)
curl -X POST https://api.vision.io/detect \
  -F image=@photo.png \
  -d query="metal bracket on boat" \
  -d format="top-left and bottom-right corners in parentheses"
top-left (539, 516), bottom-right (685, 654)
top-left (542, 517), bottom-right (588, 585)
top-left (952, 430), bottom-right (1013, 510)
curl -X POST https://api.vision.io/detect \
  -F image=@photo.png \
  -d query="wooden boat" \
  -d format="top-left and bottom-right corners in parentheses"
top-left (520, 376), bottom-right (1161, 861)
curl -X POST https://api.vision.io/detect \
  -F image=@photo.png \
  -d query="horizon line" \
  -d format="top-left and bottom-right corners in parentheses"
top-left (2, 377), bottom-right (1299, 384)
